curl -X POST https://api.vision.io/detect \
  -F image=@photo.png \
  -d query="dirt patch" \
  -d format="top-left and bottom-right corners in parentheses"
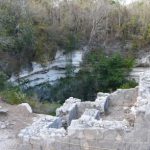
top-left (0, 100), bottom-right (36, 150)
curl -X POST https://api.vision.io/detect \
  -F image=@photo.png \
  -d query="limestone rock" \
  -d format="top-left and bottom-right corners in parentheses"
top-left (77, 92), bottom-right (110, 117)
top-left (56, 97), bottom-right (81, 126)
top-left (95, 92), bottom-right (110, 113)
top-left (9, 49), bottom-right (86, 88)
top-left (18, 115), bottom-right (66, 145)
top-left (108, 88), bottom-right (138, 107)
top-left (81, 109), bottom-right (100, 120)
top-left (136, 54), bottom-right (150, 67)
top-left (18, 103), bottom-right (32, 113)
top-left (17, 103), bottom-right (32, 117)
top-left (0, 121), bottom-right (10, 129)
top-left (0, 108), bottom-right (8, 114)
top-left (131, 71), bottom-right (150, 117)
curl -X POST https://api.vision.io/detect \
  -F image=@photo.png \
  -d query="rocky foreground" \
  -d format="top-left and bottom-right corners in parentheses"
top-left (0, 102), bottom-right (36, 150)
top-left (1, 71), bottom-right (150, 150)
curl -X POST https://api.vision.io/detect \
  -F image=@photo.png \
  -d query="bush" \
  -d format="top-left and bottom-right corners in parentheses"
top-left (0, 72), bottom-right (7, 90)
top-left (0, 86), bottom-right (27, 105)
top-left (0, 85), bottom-right (60, 115)
top-left (83, 50), bottom-right (135, 92)
top-left (120, 80), bottom-right (138, 89)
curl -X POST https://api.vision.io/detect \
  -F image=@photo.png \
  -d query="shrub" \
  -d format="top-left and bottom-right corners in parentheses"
top-left (83, 50), bottom-right (135, 92)
top-left (0, 87), bottom-right (27, 105)
top-left (120, 80), bottom-right (138, 89)
top-left (0, 85), bottom-right (60, 115)
top-left (0, 72), bottom-right (7, 90)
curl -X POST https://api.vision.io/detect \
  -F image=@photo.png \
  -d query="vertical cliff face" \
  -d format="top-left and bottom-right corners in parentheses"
top-left (9, 47), bottom-right (87, 87)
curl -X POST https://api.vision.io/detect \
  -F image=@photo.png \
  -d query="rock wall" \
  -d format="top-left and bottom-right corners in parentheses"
top-left (9, 48), bottom-right (87, 88)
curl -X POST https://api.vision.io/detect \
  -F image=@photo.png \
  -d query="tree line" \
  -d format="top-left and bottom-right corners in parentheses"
top-left (0, 0), bottom-right (150, 74)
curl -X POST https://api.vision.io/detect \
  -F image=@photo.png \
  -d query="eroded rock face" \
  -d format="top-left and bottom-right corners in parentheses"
top-left (9, 49), bottom-right (87, 87)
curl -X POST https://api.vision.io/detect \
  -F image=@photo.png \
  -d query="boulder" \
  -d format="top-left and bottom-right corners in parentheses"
top-left (0, 108), bottom-right (8, 114)
top-left (18, 103), bottom-right (32, 113)
top-left (17, 103), bottom-right (32, 117)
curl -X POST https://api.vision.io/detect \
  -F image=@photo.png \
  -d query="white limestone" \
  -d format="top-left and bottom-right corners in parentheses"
top-left (0, 121), bottom-right (9, 129)
top-left (69, 112), bottom-right (129, 131)
top-left (0, 108), bottom-right (8, 114)
top-left (18, 103), bottom-right (32, 113)
top-left (136, 53), bottom-right (150, 67)
top-left (130, 67), bottom-right (150, 82)
top-left (95, 92), bottom-right (110, 113)
top-left (108, 88), bottom-right (138, 107)
top-left (18, 115), bottom-right (66, 144)
top-left (56, 97), bottom-right (81, 126)
top-left (9, 48), bottom-right (87, 87)
top-left (131, 71), bottom-right (150, 117)
top-left (81, 109), bottom-right (100, 120)
top-left (77, 92), bottom-right (110, 118)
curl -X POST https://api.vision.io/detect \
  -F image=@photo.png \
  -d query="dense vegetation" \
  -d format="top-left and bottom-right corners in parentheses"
top-left (1, 0), bottom-right (150, 74)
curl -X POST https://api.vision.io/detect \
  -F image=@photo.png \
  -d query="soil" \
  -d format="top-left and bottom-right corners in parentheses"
top-left (0, 100), bottom-right (35, 150)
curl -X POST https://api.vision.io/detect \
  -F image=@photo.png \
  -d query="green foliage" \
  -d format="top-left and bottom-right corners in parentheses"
top-left (0, 88), bottom-right (26, 104)
top-left (65, 63), bottom-right (75, 78)
top-left (1, 0), bottom-right (150, 75)
top-left (49, 75), bottom-right (96, 103)
top-left (143, 24), bottom-right (150, 44)
top-left (0, 72), bottom-right (7, 90)
top-left (84, 51), bottom-right (135, 92)
top-left (0, 84), bottom-right (60, 114)
top-left (120, 80), bottom-right (138, 89)
top-left (0, 71), bottom-right (60, 114)
top-left (46, 50), bottom-right (136, 102)
top-left (0, 4), bottom-right (16, 36)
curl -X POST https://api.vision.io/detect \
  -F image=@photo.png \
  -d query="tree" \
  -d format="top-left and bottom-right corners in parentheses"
top-left (83, 50), bottom-right (135, 92)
